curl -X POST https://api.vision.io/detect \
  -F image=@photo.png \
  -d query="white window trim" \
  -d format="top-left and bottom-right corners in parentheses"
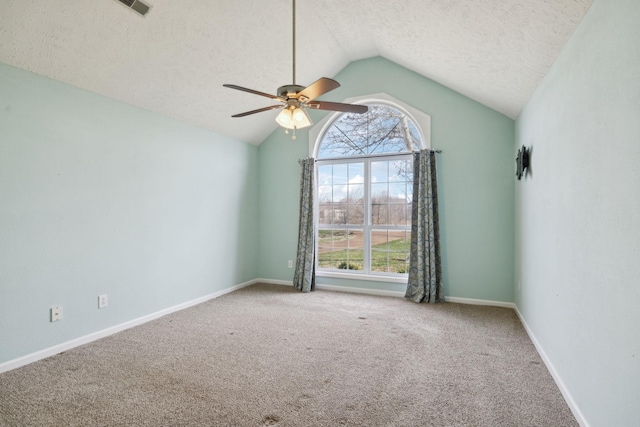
top-left (311, 94), bottom-right (431, 281)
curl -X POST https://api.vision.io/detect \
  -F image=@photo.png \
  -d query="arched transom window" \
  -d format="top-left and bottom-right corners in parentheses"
top-left (315, 103), bottom-right (424, 277)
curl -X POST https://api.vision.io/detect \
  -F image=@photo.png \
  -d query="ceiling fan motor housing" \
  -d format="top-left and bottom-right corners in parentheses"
top-left (278, 85), bottom-right (306, 99)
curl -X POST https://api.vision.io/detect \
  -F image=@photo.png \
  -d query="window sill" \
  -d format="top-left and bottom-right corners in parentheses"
top-left (316, 270), bottom-right (408, 284)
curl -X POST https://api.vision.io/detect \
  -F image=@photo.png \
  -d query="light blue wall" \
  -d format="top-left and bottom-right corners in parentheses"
top-left (0, 62), bottom-right (259, 364)
top-left (258, 57), bottom-right (515, 303)
top-left (515, 0), bottom-right (640, 425)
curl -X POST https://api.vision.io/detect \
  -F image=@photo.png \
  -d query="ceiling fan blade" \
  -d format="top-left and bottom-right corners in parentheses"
top-left (231, 105), bottom-right (283, 118)
top-left (297, 77), bottom-right (340, 101)
top-left (223, 84), bottom-right (284, 101)
top-left (307, 101), bottom-right (368, 114)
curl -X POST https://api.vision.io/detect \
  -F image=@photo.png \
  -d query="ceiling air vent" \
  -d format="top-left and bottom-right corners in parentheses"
top-left (115, 0), bottom-right (152, 17)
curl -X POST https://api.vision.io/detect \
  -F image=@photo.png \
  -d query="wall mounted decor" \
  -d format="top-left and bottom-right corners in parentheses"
top-left (516, 145), bottom-right (530, 180)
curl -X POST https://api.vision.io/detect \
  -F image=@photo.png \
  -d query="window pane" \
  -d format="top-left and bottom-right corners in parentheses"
top-left (317, 229), bottom-right (335, 269)
top-left (388, 230), bottom-right (410, 274)
top-left (332, 185), bottom-right (345, 203)
top-left (345, 249), bottom-right (364, 271)
top-left (371, 182), bottom-right (388, 200)
top-left (317, 165), bottom-right (333, 185)
top-left (345, 229), bottom-right (364, 271)
top-left (388, 204), bottom-right (407, 226)
top-left (371, 161), bottom-right (388, 183)
top-left (388, 159), bottom-right (411, 181)
top-left (371, 230), bottom-right (389, 272)
top-left (318, 202), bottom-right (332, 225)
top-left (317, 104), bottom-right (421, 159)
top-left (332, 164), bottom-right (348, 184)
top-left (389, 182), bottom-right (409, 201)
top-left (371, 230), bottom-right (410, 273)
top-left (371, 203), bottom-right (388, 225)
top-left (348, 183), bottom-right (364, 203)
top-left (408, 123), bottom-right (421, 151)
top-left (347, 203), bottom-right (364, 225)
top-left (371, 181), bottom-right (388, 225)
top-left (331, 204), bottom-right (346, 224)
top-left (318, 126), bottom-right (355, 158)
top-left (348, 163), bottom-right (364, 183)
top-left (347, 163), bottom-right (364, 222)
top-left (318, 185), bottom-right (332, 202)
top-left (317, 229), bottom-right (364, 271)
top-left (317, 229), bottom-right (345, 269)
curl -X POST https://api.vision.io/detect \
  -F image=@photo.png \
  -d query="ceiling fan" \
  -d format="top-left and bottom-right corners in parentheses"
top-left (223, 0), bottom-right (368, 139)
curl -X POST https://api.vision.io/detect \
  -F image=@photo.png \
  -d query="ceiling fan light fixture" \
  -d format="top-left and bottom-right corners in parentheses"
top-left (275, 108), bottom-right (293, 128)
top-left (293, 107), bottom-right (312, 127)
top-left (275, 107), bottom-right (312, 130)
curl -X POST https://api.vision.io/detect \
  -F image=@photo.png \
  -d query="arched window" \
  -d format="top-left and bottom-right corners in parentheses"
top-left (315, 102), bottom-right (426, 278)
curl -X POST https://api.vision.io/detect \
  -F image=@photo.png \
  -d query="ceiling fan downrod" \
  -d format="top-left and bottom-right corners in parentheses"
top-left (292, 0), bottom-right (296, 86)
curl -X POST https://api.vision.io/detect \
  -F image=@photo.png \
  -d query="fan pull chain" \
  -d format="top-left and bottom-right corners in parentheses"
top-left (284, 127), bottom-right (297, 139)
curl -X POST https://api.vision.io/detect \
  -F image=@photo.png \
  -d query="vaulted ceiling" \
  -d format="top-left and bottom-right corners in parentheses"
top-left (0, 0), bottom-right (591, 145)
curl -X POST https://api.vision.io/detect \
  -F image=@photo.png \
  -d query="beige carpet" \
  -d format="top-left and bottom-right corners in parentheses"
top-left (0, 283), bottom-right (576, 426)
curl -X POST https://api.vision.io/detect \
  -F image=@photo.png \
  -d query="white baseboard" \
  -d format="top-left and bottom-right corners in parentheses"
top-left (0, 279), bottom-right (256, 374)
top-left (445, 296), bottom-right (516, 309)
top-left (256, 278), bottom-right (517, 308)
top-left (254, 278), bottom-right (293, 287)
top-left (514, 306), bottom-right (589, 427)
top-left (310, 283), bottom-right (516, 308)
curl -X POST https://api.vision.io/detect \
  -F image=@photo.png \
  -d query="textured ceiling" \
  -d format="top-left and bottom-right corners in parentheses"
top-left (0, 0), bottom-right (591, 145)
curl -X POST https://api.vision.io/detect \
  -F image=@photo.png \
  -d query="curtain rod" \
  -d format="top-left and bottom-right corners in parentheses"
top-left (298, 150), bottom-right (442, 164)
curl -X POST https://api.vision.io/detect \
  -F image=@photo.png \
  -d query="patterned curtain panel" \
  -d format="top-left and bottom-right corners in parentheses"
top-left (405, 150), bottom-right (443, 303)
top-left (293, 158), bottom-right (316, 292)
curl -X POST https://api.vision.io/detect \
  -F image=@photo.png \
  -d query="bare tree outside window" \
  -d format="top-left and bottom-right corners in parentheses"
top-left (319, 105), bottom-right (421, 159)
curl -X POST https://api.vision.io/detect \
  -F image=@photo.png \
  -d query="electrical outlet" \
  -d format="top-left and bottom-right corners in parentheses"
top-left (98, 294), bottom-right (108, 308)
top-left (288, 260), bottom-right (293, 268)
top-left (51, 306), bottom-right (62, 322)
